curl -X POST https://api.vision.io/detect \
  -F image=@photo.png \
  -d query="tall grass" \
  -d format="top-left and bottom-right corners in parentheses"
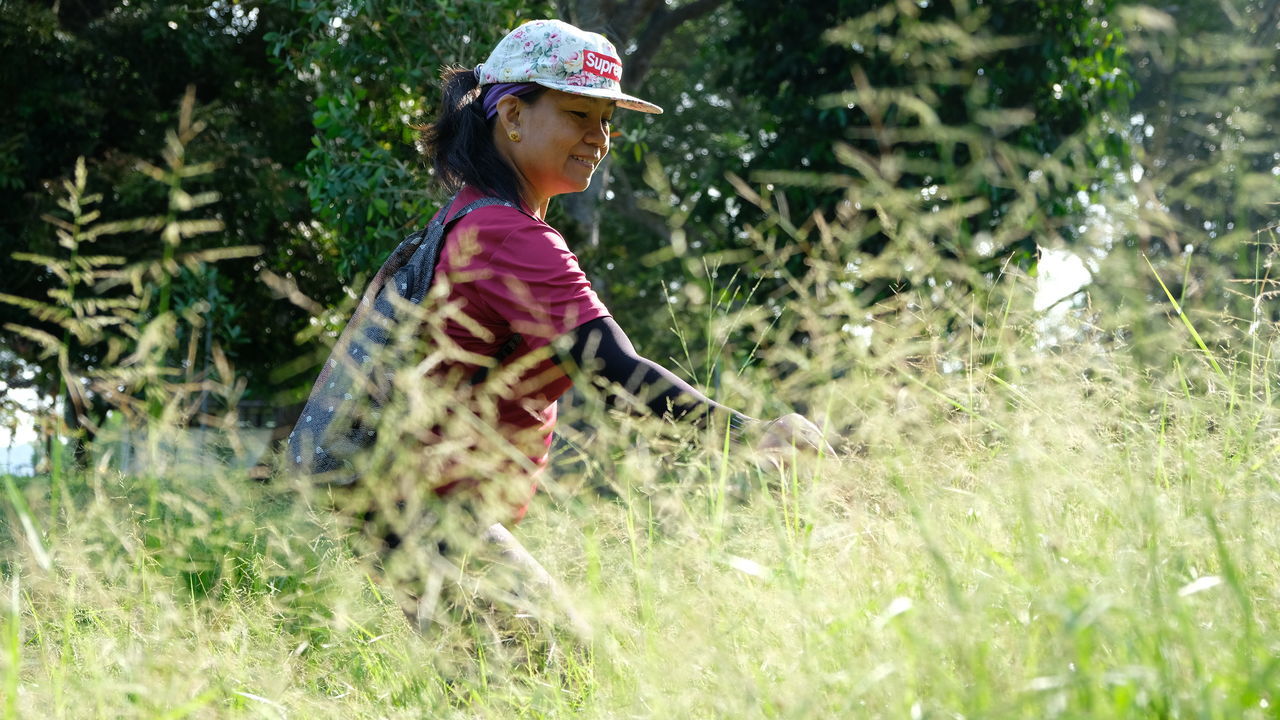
top-left (3, 5), bottom-right (1279, 719)
top-left (3, 292), bottom-right (1279, 717)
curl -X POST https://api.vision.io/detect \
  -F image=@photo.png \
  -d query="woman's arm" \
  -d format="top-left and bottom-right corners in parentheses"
top-left (556, 316), bottom-right (754, 437)
top-left (558, 317), bottom-right (836, 453)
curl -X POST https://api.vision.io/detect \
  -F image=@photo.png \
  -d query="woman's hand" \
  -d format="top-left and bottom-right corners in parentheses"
top-left (758, 413), bottom-right (836, 456)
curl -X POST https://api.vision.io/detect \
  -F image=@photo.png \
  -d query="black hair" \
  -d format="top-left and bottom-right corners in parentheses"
top-left (417, 65), bottom-right (547, 206)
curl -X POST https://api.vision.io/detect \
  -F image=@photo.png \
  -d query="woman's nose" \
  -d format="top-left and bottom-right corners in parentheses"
top-left (586, 122), bottom-right (608, 148)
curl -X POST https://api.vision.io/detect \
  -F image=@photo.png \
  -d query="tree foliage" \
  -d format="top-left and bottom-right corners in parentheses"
top-left (3, 0), bottom-right (1273, 425)
top-left (265, 0), bottom-right (556, 283)
top-left (722, 0), bottom-right (1132, 264)
top-left (0, 0), bottom-right (317, 401)
top-left (578, 0), bottom-right (1138, 374)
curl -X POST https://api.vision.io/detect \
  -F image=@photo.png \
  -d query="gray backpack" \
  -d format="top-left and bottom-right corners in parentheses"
top-left (287, 192), bottom-right (524, 484)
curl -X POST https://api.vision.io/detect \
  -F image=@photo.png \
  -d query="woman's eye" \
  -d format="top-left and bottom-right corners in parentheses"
top-left (570, 111), bottom-right (588, 118)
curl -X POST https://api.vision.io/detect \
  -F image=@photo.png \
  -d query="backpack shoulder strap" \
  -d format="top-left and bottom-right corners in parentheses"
top-left (396, 194), bottom-right (523, 305)
top-left (444, 195), bottom-right (524, 226)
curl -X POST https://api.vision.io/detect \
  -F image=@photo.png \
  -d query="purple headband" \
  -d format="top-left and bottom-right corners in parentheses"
top-left (482, 82), bottom-right (541, 120)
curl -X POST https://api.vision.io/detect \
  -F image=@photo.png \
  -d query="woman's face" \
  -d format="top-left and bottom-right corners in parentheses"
top-left (497, 89), bottom-right (614, 209)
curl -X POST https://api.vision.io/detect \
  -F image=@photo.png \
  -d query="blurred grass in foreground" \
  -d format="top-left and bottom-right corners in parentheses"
top-left (2, 296), bottom-right (1280, 718)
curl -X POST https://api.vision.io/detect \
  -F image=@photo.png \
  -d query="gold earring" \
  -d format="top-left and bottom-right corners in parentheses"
top-left (508, 131), bottom-right (521, 142)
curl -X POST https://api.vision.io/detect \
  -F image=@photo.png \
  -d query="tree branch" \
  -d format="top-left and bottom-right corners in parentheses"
top-left (614, 0), bottom-right (665, 42)
top-left (665, 0), bottom-right (730, 28)
top-left (628, 0), bottom-right (729, 88)
top-left (555, 0), bottom-right (574, 23)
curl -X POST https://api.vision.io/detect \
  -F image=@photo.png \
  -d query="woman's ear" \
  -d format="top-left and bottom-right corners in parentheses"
top-left (495, 94), bottom-right (523, 136)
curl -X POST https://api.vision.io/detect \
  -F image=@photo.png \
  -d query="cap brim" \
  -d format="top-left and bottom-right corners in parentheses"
top-left (531, 80), bottom-right (663, 114)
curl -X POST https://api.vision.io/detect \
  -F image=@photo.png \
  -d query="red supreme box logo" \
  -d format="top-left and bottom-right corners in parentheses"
top-left (583, 50), bottom-right (622, 81)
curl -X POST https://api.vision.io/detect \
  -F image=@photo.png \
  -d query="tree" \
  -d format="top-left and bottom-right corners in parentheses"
top-left (569, 0), bottom-right (1138, 377)
top-left (0, 0), bottom-right (319, 408)
top-left (713, 0), bottom-right (1133, 267)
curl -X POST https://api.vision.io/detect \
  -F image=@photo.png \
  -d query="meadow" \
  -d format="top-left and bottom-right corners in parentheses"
top-left (3, 264), bottom-right (1279, 719)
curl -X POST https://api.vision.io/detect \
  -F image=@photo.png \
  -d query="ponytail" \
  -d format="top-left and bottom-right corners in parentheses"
top-left (418, 65), bottom-right (544, 206)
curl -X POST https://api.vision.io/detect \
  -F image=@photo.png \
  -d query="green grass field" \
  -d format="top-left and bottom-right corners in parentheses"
top-left (3, 308), bottom-right (1278, 719)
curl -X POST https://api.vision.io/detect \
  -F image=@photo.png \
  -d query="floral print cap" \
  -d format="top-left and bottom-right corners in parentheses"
top-left (477, 19), bottom-right (663, 114)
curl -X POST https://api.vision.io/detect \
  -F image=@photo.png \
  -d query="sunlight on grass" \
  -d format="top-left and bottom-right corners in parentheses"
top-left (4, 321), bottom-right (1280, 717)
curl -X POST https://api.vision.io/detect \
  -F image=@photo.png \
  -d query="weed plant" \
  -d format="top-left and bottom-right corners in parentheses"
top-left (2, 6), bottom-right (1279, 719)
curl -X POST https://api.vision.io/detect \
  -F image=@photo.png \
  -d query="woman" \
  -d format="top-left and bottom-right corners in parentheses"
top-left (289, 19), bottom-right (829, 631)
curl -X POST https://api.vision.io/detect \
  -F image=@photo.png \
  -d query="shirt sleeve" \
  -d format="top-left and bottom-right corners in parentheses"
top-left (473, 221), bottom-right (611, 350)
top-left (561, 316), bottom-right (755, 439)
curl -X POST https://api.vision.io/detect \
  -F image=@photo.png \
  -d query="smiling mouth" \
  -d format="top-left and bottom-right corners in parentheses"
top-left (570, 155), bottom-right (597, 170)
